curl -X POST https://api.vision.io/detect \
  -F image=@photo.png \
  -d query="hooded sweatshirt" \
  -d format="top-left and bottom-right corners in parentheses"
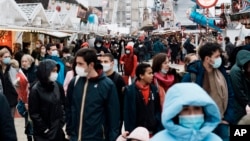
top-left (230, 50), bottom-right (250, 123)
top-left (119, 45), bottom-right (138, 77)
top-left (151, 83), bottom-right (222, 141)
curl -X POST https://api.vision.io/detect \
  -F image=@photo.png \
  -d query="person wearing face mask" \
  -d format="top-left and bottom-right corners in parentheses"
top-left (44, 44), bottom-right (65, 85)
top-left (152, 53), bottom-right (178, 110)
top-left (94, 38), bottom-right (110, 55)
top-left (181, 42), bottom-right (236, 141)
top-left (65, 48), bottom-right (120, 141)
top-left (0, 48), bottom-right (18, 117)
top-left (151, 83), bottom-right (222, 141)
top-left (31, 40), bottom-right (43, 61)
top-left (101, 53), bottom-right (126, 134)
top-left (230, 50), bottom-right (250, 124)
top-left (28, 59), bottom-right (66, 141)
top-left (16, 54), bottom-right (37, 141)
top-left (119, 45), bottom-right (138, 85)
top-left (123, 63), bottom-right (162, 138)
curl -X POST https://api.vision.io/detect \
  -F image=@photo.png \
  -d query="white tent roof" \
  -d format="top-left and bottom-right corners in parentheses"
top-left (0, 0), bottom-right (28, 26)
top-left (45, 10), bottom-right (62, 27)
top-left (18, 3), bottom-right (49, 27)
top-left (59, 13), bottom-right (74, 29)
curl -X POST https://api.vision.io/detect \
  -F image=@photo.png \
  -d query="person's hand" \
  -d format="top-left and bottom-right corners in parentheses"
top-left (100, 51), bottom-right (104, 55)
top-left (120, 61), bottom-right (125, 65)
top-left (221, 120), bottom-right (229, 124)
top-left (121, 131), bottom-right (129, 138)
top-left (246, 104), bottom-right (250, 114)
top-left (65, 62), bottom-right (71, 67)
top-left (14, 77), bottom-right (20, 87)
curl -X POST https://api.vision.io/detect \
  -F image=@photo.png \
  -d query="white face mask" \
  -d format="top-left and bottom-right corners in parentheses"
top-left (96, 44), bottom-right (101, 47)
top-left (161, 69), bottom-right (168, 74)
top-left (75, 66), bottom-right (88, 77)
top-left (51, 50), bottom-right (58, 56)
top-left (102, 63), bottom-right (111, 72)
top-left (22, 65), bottom-right (31, 70)
top-left (212, 57), bottom-right (222, 69)
top-left (125, 50), bottom-right (130, 54)
top-left (49, 72), bottom-right (58, 82)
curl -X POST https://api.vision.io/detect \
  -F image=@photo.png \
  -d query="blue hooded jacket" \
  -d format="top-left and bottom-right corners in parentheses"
top-left (151, 83), bottom-right (222, 141)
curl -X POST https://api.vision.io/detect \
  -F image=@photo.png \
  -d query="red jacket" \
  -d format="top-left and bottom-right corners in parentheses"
top-left (16, 70), bottom-right (29, 103)
top-left (120, 45), bottom-right (137, 77)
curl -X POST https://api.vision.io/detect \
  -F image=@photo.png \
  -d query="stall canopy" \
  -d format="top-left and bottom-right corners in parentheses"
top-left (39, 31), bottom-right (72, 38)
top-left (18, 3), bottom-right (49, 28)
top-left (0, 0), bottom-right (28, 26)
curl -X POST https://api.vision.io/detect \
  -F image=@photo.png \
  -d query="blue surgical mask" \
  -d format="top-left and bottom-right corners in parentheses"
top-left (3, 57), bottom-right (11, 65)
top-left (212, 57), bottom-right (222, 69)
top-left (179, 114), bottom-right (204, 130)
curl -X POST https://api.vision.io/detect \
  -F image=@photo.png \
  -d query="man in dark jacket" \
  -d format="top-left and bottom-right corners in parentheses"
top-left (230, 50), bottom-right (250, 123)
top-left (66, 48), bottom-right (120, 141)
top-left (0, 92), bottom-right (17, 141)
top-left (182, 42), bottom-right (235, 141)
top-left (224, 36), bottom-right (235, 62)
top-left (100, 53), bottom-right (126, 134)
top-left (45, 44), bottom-right (65, 85)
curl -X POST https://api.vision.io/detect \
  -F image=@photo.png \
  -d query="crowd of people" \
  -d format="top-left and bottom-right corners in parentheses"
top-left (0, 33), bottom-right (250, 141)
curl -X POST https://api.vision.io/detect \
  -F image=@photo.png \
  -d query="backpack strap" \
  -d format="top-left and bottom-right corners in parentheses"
top-left (190, 72), bottom-right (196, 83)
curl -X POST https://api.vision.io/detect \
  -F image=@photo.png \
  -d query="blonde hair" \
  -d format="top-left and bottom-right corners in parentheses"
top-left (21, 54), bottom-right (34, 64)
top-left (0, 48), bottom-right (11, 57)
top-left (184, 53), bottom-right (197, 65)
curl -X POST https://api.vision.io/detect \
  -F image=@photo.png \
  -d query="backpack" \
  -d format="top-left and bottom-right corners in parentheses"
top-left (113, 72), bottom-right (120, 84)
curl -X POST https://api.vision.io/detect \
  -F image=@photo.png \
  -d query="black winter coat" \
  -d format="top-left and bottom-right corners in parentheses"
top-left (0, 93), bottom-right (17, 141)
top-left (124, 83), bottom-right (162, 134)
top-left (29, 81), bottom-right (66, 141)
top-left (28, 59), bottom-right (66, 141)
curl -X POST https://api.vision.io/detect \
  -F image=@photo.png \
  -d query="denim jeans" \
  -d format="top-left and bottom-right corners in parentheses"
top-left (213, 123), bottom-right (229, 141)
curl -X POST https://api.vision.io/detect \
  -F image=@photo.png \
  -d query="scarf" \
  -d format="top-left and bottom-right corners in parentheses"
top-left (135, 80), bottom-right (150, 104)
top-left (154, 73), bottom-right (175, 110)
top-left (203, 69), bottom-right (228, 119)
top-left (154, 73), bottom-right (175, 91)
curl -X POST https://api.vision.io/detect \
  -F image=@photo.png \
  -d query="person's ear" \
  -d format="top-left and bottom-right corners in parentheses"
top-left (88, 62), bottom-right (94, 69)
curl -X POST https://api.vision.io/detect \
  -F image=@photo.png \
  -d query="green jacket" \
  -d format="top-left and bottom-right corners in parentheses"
top-left (230, 50), bottom-right (250, 123)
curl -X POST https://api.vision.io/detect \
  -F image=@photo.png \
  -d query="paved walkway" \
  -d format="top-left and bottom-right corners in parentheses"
top-left (15, 118), bottom-right (26, 141)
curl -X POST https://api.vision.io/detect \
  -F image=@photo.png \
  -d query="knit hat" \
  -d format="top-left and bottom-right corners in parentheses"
top-left (127, 127), bottom-right (150, 141)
